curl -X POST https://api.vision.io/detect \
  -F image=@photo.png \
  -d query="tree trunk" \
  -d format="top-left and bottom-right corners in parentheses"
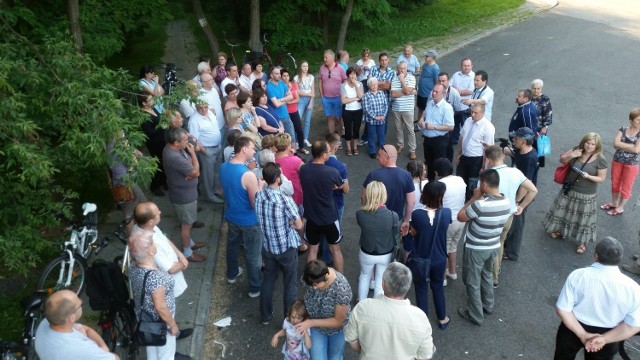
top-left (249, 0), bottom-right (261, 52)
top-left (67, 0), bottom-right (83, 52)
top-left (335, 0), bottom-right (354, 51)
top-left (322, 9), bottom-right (330, 49)
top-left (193, 0), bottom-right (220, 56)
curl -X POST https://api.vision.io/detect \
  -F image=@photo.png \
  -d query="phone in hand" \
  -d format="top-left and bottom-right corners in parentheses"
top-left (571, 165), bottom-right (585, 176)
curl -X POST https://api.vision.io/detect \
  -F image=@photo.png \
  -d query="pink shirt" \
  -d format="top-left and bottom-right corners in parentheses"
top-left (319, 63), bottom-right (347, 98)
top-left (275, 155), bottom-right (303, 205)
top-left (286, 82), bottom-right (299, 113)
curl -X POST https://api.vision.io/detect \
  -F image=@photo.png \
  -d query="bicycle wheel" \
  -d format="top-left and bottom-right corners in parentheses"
top-left (102, 307), bottom-right (137, 360)
top-left (279, 54), bottom-right (297, 73)
top-left (620, 335), bottom-right (640, 360)
top-left (37, 254), bottom-right (88, 295)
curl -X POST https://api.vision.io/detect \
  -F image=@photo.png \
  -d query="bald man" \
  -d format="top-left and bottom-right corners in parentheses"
top-left (362, 144), bottom-right (415, 236)
top-left (35, 290), bottom-right (119, 360)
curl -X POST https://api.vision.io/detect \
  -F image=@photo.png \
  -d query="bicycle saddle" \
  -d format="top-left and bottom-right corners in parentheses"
top-left (82, 203), bottom-right (97, 216)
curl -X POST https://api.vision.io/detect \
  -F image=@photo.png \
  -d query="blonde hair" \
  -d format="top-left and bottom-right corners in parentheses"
top-left (578, 132), bottom-right (603, 157)
top-left (629, 108), bottom-right (640, 122)
top-left (362, 181), bottom-right (387, 212)
top-left (275, 133), bottom-right (292, 152)
top-left (261, 134), bottom-right (276, 149)
top-left (225, 108), bottom-right (242, 127)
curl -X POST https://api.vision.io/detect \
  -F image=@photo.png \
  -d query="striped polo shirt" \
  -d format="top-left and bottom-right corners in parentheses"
top-left (390, 74), bottom-right (416, 112)
top-left (463, 194), bottom-right (512, 250)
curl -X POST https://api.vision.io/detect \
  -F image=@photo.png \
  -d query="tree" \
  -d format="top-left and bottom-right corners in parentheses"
top-left (249, 0), bottom-right (261, 52)
top-left (67, 0), bottom-right (83, 51)
top-left (335, 0), bottom-right (354, 51)
top-left (0, 6), bottom-right (156, 273)
top-left (193, 0), bottom-right (220, 56)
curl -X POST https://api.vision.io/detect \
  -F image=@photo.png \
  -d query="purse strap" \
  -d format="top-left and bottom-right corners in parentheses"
top-left (135, 269), bottom-right (153, 332)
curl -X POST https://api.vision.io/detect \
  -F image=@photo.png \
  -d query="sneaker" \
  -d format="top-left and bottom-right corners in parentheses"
top-left (227, 267), bottom-right (243, 284)
top-left (493, 282), bottom-right (499, 289)
top-left (443, 279), bottom-right (448, 287)
top-left (304, 139), bottom-right (312, 147)
top-left (358, 139), bottom-right (368, 146)
top-left (248, 290), bottom-right (261, 298)
top-left (338, 141), bottom-right (343, 150)
top-left (445, 272), bottom-right (458, 280)
top-left (369, 279), bottom-right (375, 290)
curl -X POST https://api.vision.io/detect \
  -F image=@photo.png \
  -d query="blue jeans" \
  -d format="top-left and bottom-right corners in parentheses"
top-left (412, 260), bottom-right (447, 321)
top-left (279, 116), bottom-right (296, 143)
top-left (367, 123), bottom-right (386, 155)
top-left (309, 328), bottom-right (345, 360)
top-left (298, 96), bottom-right (314, 140)
top-left (260, 248), bottom-right (298, 322)
top-left (226, 222), bottom-right (262, 293)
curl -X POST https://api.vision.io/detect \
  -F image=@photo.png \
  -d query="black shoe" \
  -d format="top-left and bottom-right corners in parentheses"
top-left (152, 189), bottom-right (165, 196)
top-left (192, 221), bottom-right (205, 229)
top-left (197, 206), bottom-right (204, 212)
top-left (493, 282), bottom-right (499, 289)
top-left (483, 307), bottom-right (493, 315)
top-left (176, 328), bottom-right (193, 340)
top-left (174, 353), bottom-right (191, 360)
top-left (458, 307), bottom-right (482, 326)
top-left (369, 153), bottom-right (376, 159)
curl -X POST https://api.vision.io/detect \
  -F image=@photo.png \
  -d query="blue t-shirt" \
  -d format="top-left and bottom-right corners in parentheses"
top-left (418, 63), bottom-right (440, 98)
top-left (266, 80), bottom-right (289, 119)
top-left (325, 155), bottom-right (348, 208)
top-left (363, 167), bottom-right (415, 220)
top-left (299, 163), bottom-right (343, 225)
top-left (514, 148), bottom-right (539, 186)
top-left (220, 162), bottom-right (258, 225)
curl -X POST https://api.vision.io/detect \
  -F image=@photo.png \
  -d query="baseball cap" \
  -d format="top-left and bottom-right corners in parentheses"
top-left (424, 49), bottom-right (438, 58)
top-left (509, 127), bottom-right (536, 141)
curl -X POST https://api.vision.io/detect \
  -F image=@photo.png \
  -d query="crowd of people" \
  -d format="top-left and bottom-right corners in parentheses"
top-left (34, 43), bottom-right (640, 360)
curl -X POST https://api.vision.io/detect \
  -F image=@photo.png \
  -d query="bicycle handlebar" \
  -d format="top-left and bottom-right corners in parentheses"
top-left (93, 217), bottom-right (131, 255)
top-left (223, 31), bottom-right (240, 48)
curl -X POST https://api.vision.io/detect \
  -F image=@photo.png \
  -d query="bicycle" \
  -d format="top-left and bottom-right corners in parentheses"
top-left (0, 339), bottom-right (18, 360)
top-left (20, 290), bottom-right (47, 360)
top-left (37, 203), bottom-right (99, 295)
top-left (223, 31), bottom-right (251, 66)
top-left (261, 33), bottom-right (297, 73)
top-left (91, 218), bottom-right (138, 360)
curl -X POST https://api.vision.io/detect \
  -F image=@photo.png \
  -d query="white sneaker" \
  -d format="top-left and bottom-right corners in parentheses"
top-left (304, 139), bottom-right (312, 147)
top-left (369, 279), bottom-right (375, 290)
top-left (446, 271), bottom-right (458, 280)
top-left (227, 267), bottom-right (243, 284)
top-left (358, 140), bottom-right (368, 146)
top-left (443, 279), bottom-right (448, 287)
top-left (248, 291), bottom-right (261, 298)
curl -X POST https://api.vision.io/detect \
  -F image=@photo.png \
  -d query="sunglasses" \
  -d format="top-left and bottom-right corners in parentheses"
top-left (379, 145), bottom-right (390, 158)
top-left (328, 69), bottom-right (332, 79)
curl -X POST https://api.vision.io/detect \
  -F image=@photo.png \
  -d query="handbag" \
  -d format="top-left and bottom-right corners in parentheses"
top-left (406, 210), bottom-right (442, 282)
top-left (537, 134), bottom-right (551, 157)
top-left (553, 162), bottom-right (571, 184)
top-left (135, 270), bottom-right (167, 346)
top-left (111, 185), bottom-right (135, 204)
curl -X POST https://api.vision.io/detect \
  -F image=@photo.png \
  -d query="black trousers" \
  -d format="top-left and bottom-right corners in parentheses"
top-left (423, 134), bottom-right (449, 181)
top-left (554, 322), bottom-right (618, 360)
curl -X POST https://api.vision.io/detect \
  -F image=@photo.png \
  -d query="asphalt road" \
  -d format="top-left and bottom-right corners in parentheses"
top-left (196, 2), bottom-right (640, 359)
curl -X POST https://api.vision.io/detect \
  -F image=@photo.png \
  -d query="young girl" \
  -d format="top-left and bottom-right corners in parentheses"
top-left (281, 68), bottom-right (307, 154)
top-left (271, 300), bottom-right (311, 360)
top-left (274, 133), bottom-right (303, 209)
top-left (295, 61), bottom-right (314, 147)
top-left (407, 160), bottom-right (428, 211)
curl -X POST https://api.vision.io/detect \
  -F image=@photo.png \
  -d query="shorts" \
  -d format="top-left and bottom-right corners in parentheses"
top-left (447, 220), bottom-right (465, 253)
top-left (321, 96), bottom-right (342, 118)
top-left (174, 201), bottom-right (198, 225)
top-left (417, 95), bottom-right (428, 111)
top-left (304, 219), bottom-right (342, 246)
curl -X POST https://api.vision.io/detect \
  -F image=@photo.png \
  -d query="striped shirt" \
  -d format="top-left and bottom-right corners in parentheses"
top-left (363, 90), bottom-right (388, 126)
top-left (391, 74), bottom-right (416, 112)
top-left (255, 187), bottom-right (301, 254)
top-left (463, 194), bottom-right (511, 250)
top-left (556, 262), bottom-right (640, 328)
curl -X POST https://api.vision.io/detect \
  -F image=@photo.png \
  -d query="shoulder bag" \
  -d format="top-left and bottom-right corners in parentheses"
top-left (553, 161), bottom-right (571, 184)
top-left (406, 210), bottom-right (442, 281)
top-left (135, 270), bottom-right (167, 346)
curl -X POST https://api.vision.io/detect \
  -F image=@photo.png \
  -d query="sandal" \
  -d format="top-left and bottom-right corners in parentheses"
top-left (600, 203), bottom-right (615, 210)
top-left (353, 149), bottom-right (359, 156)
top-left (346, 149), bottom-right (353, 156)
top-left (607, 209), bottom-right (624, 216)
top-left (576, 244), bottom-right (586, 254)
top-left (550, 231), bottom-right (562, 239)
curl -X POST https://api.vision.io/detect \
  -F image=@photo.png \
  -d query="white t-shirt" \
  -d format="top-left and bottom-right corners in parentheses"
top-left (35, 319), bottom-right (115, 360)
top-left (438, 175), bottom-right (466, 220)
top-left (356, 59), bottom-right (376, 81)
top-left (341, 82), bottom-right (363, 111)
top-left (412, 179), bottom-right (429, 211)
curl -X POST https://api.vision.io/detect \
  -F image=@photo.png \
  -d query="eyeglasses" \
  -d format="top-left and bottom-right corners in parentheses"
top-left (378, 145), bottom-right (390, 158)
top-left (328, 70), bottom-right (332, 79)
top-left (71, 301), bottom-right (83, 316)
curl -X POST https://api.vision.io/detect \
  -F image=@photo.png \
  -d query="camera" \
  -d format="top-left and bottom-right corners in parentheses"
top-left (497, 138), bottom-right (510, 149)
top-left (562, 181), bottom-right (574, 194)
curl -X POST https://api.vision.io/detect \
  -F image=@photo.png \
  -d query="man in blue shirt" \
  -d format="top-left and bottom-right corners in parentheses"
top-left (417, 49), bottom-right (440, 123)
top-left (266, 67), bottom-right (295, 140)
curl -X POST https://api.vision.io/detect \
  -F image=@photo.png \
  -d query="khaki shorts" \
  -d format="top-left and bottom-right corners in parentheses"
top-left (447, 220), bottom-right (465, 253)
top-left (174, 201), bottom-right (198, 225)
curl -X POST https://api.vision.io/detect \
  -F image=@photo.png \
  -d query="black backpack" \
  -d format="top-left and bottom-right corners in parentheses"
top-left (86, 259), bottom-right (130, 310)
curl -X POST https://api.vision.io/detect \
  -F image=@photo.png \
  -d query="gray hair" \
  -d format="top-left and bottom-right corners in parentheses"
top-left (595, 236), bottom-right (623, 265)
top-left (471, 103), bottom-right (486, 113)
top-left (382, 262), bottom-right (412, 296)
top-left (258, 149), bottom-right (275, 167)
top-left (367, 77), bottom-right (379, 87)
top-left (130, 230), bottom-right (154, 262)
top-left (167, 127), bottom-right (187, 144)
top-left (197, 61), bottom-right (210, 74)
top-left (531, 79), bottom-right (544, 88)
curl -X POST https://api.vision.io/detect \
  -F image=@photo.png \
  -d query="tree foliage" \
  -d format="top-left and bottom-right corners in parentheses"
top-left (0, 5), bottom-right (156, 273)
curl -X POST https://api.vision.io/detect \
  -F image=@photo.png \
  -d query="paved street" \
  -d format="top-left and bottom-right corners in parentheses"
top-left (96, 1), bottom-right (640, 359)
